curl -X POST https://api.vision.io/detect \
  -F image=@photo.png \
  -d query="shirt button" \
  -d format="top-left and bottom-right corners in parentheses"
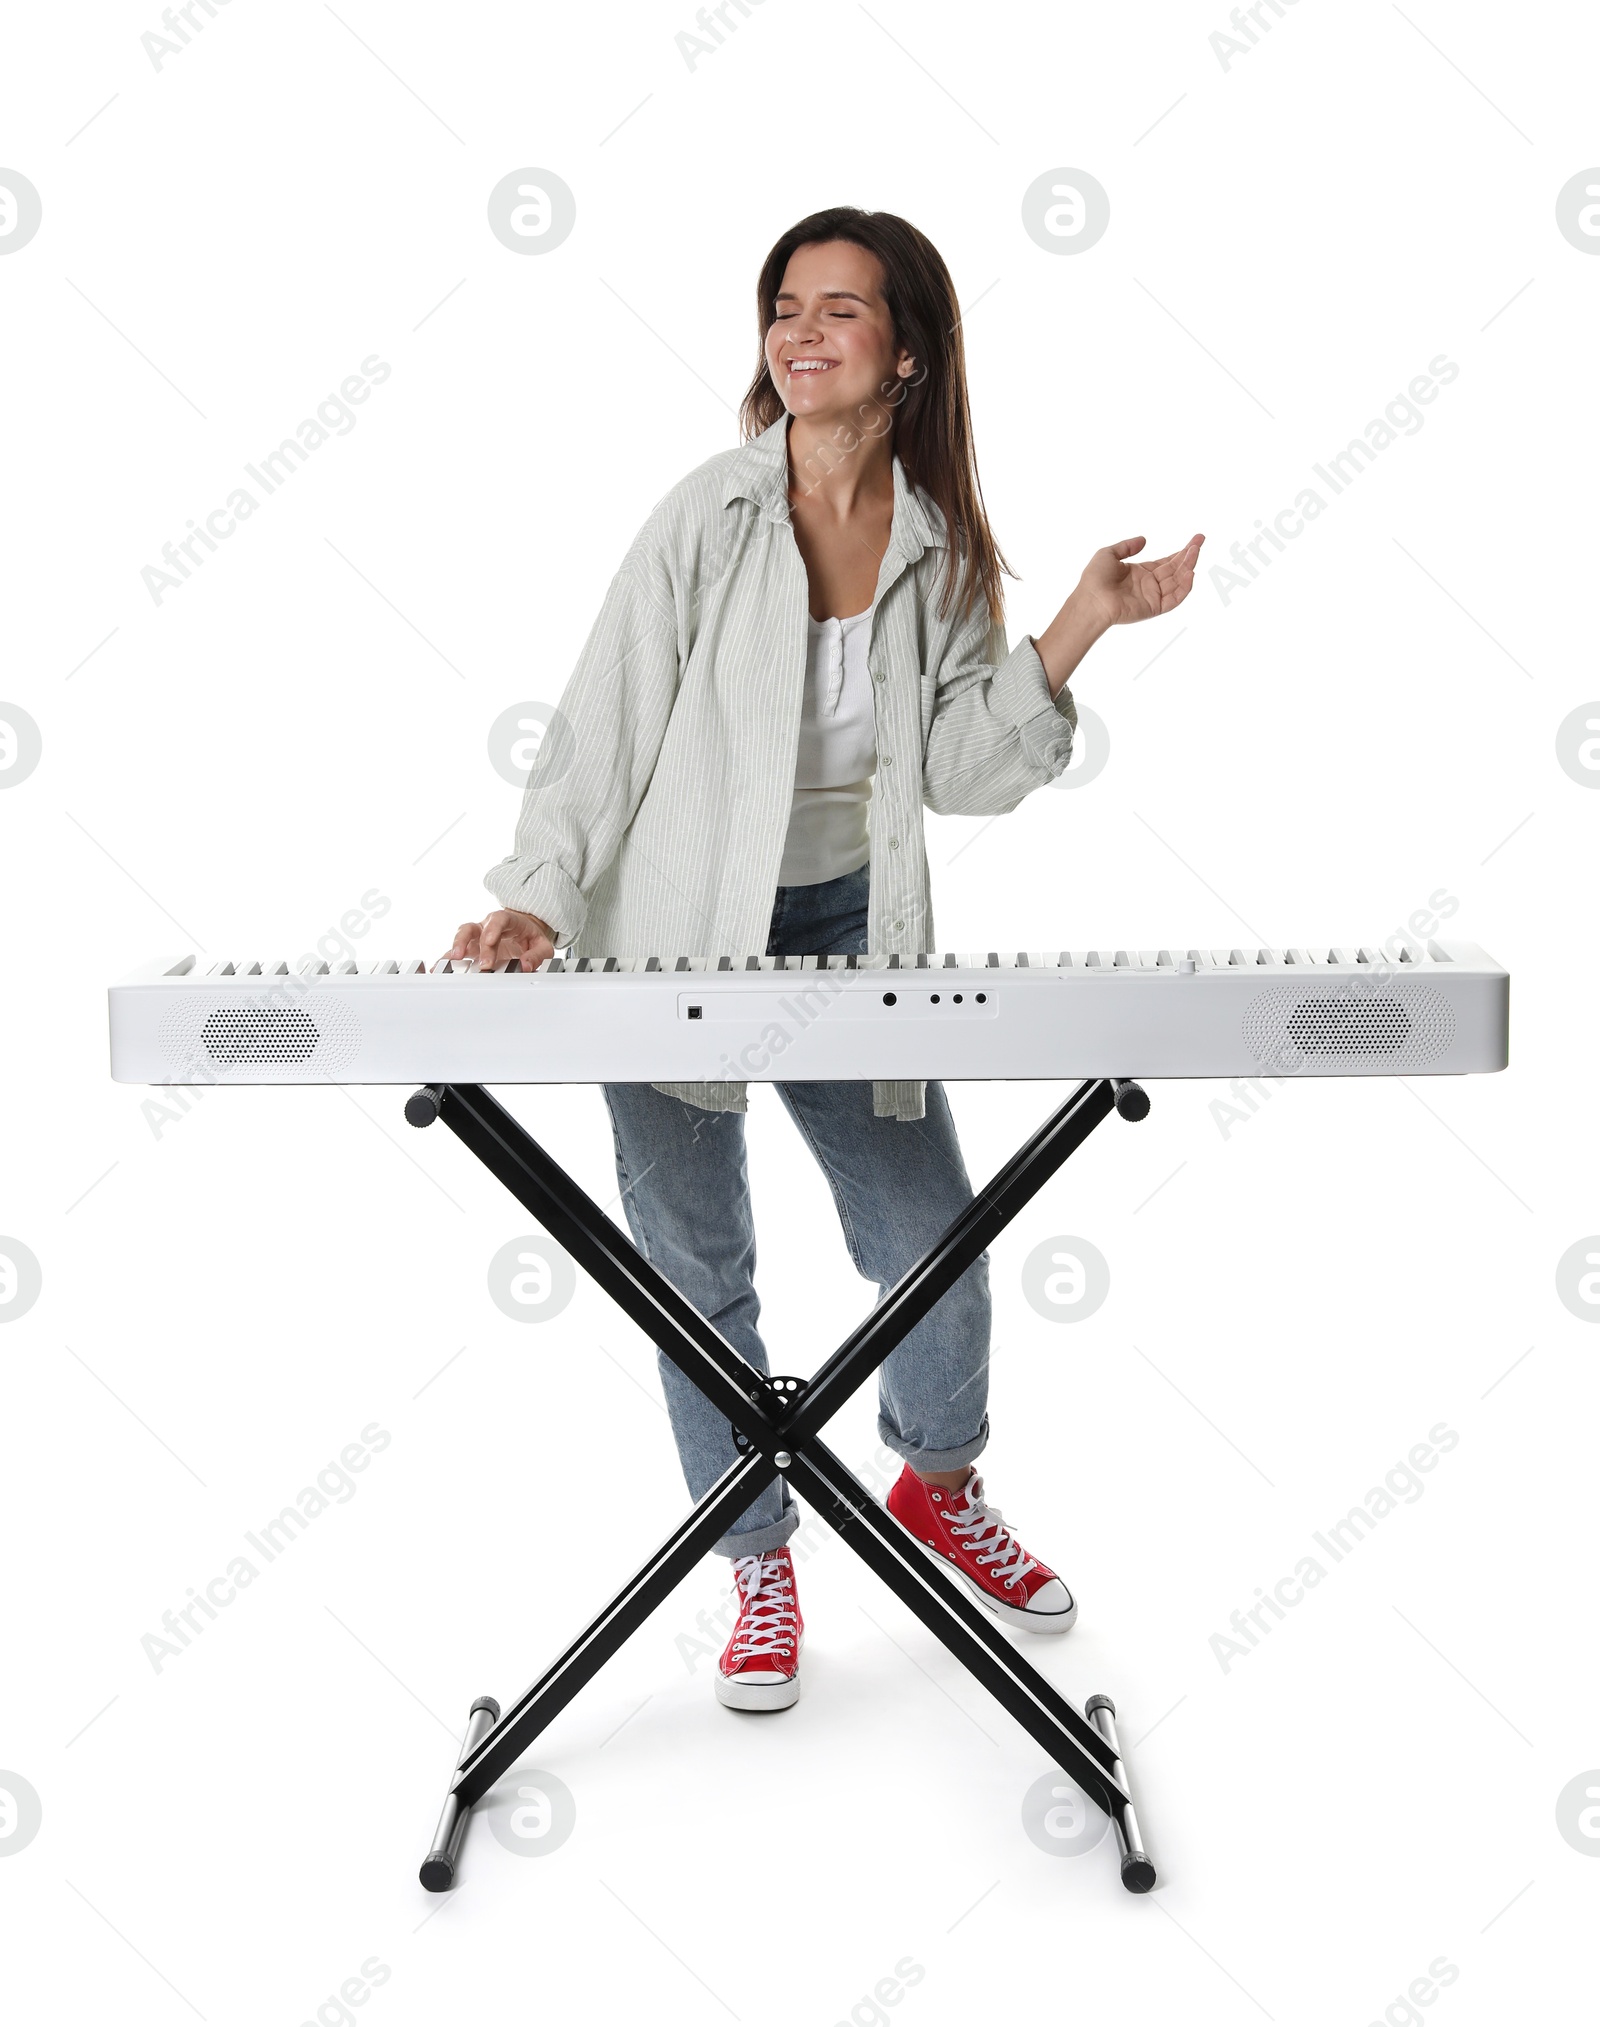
top-left (892, 919), bottom-right (905, 931)
top-left (873, 669), bottom-right (887, 684)
top-left (881, 755), bottom-right (893, 767)
top-left (889, 837), bottom-right (900, 850)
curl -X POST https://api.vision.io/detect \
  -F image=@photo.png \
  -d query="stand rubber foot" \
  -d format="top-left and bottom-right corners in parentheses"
top-left (1085, 1690), bottom-right (1158, 1894)
top-left (419, 1694), bottom-right (501, 1891)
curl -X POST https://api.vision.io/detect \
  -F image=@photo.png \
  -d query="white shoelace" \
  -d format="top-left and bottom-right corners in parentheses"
top-left (945, 1480), bottom-right (1038, 1589)
top-left (729, 1553), bottom-right (798, 1659)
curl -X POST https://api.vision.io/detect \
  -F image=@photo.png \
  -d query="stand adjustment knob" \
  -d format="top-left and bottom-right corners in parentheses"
top-left (1111, 1079), bottom-right (1151, 1122)
top-left (406, 1086), bottom-right (444, 1128)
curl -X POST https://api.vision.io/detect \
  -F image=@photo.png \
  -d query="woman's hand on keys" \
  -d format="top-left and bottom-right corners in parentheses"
top-left (449, 910), bottom-right (557, 973)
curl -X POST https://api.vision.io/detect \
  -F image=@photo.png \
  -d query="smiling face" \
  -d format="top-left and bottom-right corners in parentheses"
top-left (764, 238), bottom-right (917, 428)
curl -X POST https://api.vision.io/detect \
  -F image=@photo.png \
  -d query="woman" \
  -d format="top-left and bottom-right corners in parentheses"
top-left (450, 206), bottom-right (1201, 1713)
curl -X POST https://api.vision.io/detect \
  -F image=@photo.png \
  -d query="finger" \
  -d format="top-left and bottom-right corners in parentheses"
top-left (448, 921), bottom-right (481, 960)
top-left (1149, 535), bottom-right (1202, 571)
top-left (1108, 536), bottom-right (1146, 559)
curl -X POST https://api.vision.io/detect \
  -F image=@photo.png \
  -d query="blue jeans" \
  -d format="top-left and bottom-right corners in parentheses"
top-left (602, 863), bottom-right (991, 1558)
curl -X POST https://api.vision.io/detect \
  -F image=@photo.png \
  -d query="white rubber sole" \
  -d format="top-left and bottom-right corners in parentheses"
top-left (715, 1629), bottom-right (806, 1710)
top-left (918, 1540), bottom-right (1078, 1635)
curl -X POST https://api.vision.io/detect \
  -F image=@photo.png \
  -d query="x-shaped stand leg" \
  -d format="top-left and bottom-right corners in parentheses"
top-left (406, 1075), bottom-right (1157, 1894)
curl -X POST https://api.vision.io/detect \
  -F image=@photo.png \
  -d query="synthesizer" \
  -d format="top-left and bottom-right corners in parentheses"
top-left (108, 942), bottom-right (1509, 1085)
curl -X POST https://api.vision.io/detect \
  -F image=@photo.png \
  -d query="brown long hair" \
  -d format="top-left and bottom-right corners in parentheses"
top-left (737, 206), bottom-right (1014, 630)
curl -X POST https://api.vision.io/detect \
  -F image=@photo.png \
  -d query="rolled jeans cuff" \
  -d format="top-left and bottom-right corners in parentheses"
top-left (714, 1503), bottom-right (799, 1560)
top-left (875, 1409), bottom-right (990, 1475)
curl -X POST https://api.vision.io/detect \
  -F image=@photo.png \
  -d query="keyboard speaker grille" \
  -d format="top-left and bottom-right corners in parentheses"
top-left (158, 993), bottom-right (361, 1075)
top-left (201, 1005), bottom-right (320, 1061)
top-left (1242, 986), bottom-right (1454, 1068)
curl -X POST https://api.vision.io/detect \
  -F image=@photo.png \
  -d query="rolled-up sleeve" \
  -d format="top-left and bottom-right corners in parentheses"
top-left (921, 601), bottom-right (1077, 817)
top-left (484, 531), bottom-right (680, 944)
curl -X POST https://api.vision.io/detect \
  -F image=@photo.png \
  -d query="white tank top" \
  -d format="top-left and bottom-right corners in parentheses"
top-left (776, 606), bottom-right (878, 887)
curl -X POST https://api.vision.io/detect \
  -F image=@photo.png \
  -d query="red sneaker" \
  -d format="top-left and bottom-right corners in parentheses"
top-left (886, 1466), bottom-right (1077, 1634)
top-left (716, 1546), bottom-right (805, 1710)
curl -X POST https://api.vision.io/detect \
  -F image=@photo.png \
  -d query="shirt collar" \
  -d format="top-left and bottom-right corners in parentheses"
top-left (720, 408), bottom-right (943, 560)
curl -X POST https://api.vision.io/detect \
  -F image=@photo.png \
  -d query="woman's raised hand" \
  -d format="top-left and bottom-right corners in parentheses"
top-left (1078, 533), bottom-right (1204, 628)
top-left (448, 909), bottom-right (557, 972)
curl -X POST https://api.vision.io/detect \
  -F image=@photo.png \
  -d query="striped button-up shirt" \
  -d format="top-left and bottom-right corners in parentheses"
top-left (485, 410), bottom-right (1078, 1120)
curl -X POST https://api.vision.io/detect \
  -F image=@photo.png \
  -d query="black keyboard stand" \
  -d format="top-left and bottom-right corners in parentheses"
top-left (406, 1075), bottom-right (1158, 1894)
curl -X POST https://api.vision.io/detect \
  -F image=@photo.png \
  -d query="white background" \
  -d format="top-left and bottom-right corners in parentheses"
top-left (2, 2), bottom-right (1596, 2022)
